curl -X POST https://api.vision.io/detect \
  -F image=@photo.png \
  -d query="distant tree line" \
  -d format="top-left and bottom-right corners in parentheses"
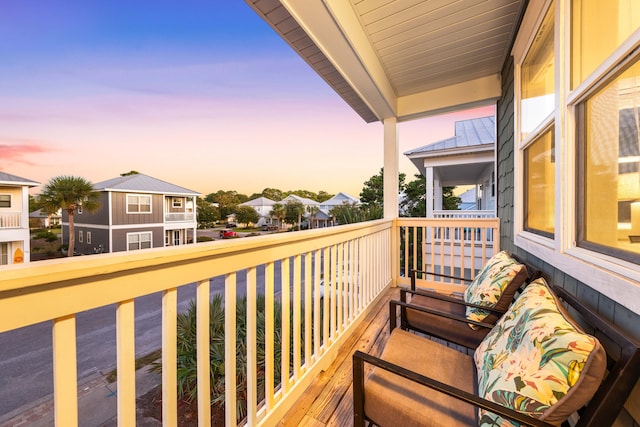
top-left (198, 169), bottom-right (460, 227)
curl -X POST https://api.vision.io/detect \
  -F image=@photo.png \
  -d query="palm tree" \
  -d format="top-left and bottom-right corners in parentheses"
top-left (40, 176), bottom-right (100, 256)
top-left (270, 203), bottom-right (286, 230)
top-left (307, 205), bottom-right (320, 229)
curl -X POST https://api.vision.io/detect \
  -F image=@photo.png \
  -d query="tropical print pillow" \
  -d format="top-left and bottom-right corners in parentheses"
top-left (464, 251), bottom-right (526, 325)
top-left (473, 278), bottom-right (606, 426)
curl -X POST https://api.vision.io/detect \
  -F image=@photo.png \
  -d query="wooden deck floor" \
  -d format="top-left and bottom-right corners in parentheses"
top-left (278, 286), bottom-right (401, 427)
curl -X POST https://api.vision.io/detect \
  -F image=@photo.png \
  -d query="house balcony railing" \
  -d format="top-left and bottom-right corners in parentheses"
top-left (164, 212), bottom-right (195, 222)
top-left (0, 217), bottom-right (498, 426)
top-left (432, 209), bottom-right (495, 218)
top-left (0, 212), bottom-right (22, 229)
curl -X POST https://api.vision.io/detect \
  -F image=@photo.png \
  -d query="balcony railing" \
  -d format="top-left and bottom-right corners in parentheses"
top-left (397, 217), bottom-right (500, 293)
top-left (164, 212), bottom-right (195, 222)
top-left (0, 217), bottom-right (498, 426)
top-left (432, 209), bottom-right (495, 218)
top-left (0, 212), bottom-right (22, 228)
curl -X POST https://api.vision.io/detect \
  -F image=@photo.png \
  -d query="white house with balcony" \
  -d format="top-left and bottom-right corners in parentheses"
top-left (0, 172), bottom-right (39, 266)
top-left (62, 173), bottom-right (200, 254)
top-left (405, 116), bottom-right (496, 219)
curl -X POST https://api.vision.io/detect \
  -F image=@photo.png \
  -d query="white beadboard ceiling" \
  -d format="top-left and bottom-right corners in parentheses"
top-left (246, 0), bottom-right (525, 123)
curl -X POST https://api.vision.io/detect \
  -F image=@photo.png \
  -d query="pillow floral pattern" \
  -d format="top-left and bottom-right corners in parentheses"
top-left (474, 278), bottom-right (605, 426)
top-left (464, 251), bottom-right (525, 324)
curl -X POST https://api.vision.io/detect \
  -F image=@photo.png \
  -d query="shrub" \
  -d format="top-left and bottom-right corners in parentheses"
top-left (152, 294), bottom-right (293, 420)
top-left (197, 236), bottom-right (214, 242)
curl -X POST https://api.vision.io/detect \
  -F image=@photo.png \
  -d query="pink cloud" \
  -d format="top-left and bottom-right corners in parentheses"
top-left (0, 139), bottom-right (51, 166)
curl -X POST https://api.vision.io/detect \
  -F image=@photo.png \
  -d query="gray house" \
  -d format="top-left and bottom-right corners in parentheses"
top-left (62, 173), bottom-right (200, 254)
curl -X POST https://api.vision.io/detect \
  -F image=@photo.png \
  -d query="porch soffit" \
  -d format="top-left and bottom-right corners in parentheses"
top-left (246, 0), bottom-right (525, 123)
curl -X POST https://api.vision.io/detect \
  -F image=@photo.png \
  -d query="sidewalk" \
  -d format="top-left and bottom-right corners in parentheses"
top-left (0, 366), bottom-right (161, 427)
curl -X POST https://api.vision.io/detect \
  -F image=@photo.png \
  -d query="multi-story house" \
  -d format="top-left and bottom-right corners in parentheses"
top-left (239, 196), bottom-right (277, 227)
top-left (0, 172), bottom-right (39, 266)
top-left (63, 173), bottom-right (200, 254)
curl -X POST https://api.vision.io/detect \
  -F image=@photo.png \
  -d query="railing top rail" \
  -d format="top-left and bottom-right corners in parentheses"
top-left (397, 217), bottom-right (500, 225)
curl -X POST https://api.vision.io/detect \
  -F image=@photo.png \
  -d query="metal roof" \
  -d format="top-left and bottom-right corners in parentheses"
top-left (92, 173), bottom-right (200, 196)
top-left (405, 116), bottom-right (495, 155)
top-left (0, 171), bottom-right (39, 187)
top-left (241, 197), bottom-right (277, 206)
top-left (246, 0), bottom-right (525, 123)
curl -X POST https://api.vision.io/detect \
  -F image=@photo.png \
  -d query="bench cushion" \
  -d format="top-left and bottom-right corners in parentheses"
top-left (473, 278), bottom-right (607, 426)
top-left (365, 329), bottom-right (477, 426)
top-left (464, 251), bottom-right (528, 326)
top-left (406, 294), bottom-right (490, 348)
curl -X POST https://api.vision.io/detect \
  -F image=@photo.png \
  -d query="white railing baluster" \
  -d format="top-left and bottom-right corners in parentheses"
top-left (52, 314), bottom-right (78, 426)
top-left (246, 267), bottom-right (258, 426)
top-left (196, 279), bottom-right (211, 426)
top-left (322, 247), bottom-right (330, 348)
top-left (313, 249), bottom-right (321, 359)
top-left (116, 299), bottom-right (136, 427)
top-left (304, 251), bottom-right (311, 369)
top-left (162, 288), bottom-right (178, 427)
top-left (281, 258), bottom-right (291, 393)
top-left (225, 273), bottom-right (237, 427)
top-left (292, 254), bottom-right (301, 380)
top-left (264, 261), bottom-right (275, 410)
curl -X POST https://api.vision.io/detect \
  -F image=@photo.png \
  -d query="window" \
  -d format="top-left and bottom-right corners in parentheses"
top-left (520, 4), bottom-right (555, 139)
top-left (78, 230), bottom-right (83, 243)
top-left (524, 127), bottom-right (555, 237)
top-left (518, 2), bottom-right (556, 239)
top-left (127, 232), bottom-right (152, 251)
top-left (172, 198), bottom-right (183, 208)
top-left (0, 195), bottom-right (10, 208)
top-left (577, 58), bottom-right (640, 262)
top-left (127, 194), bottom-right (152, 213)
top-left (0, 243), bottom-right (8, 265)
top-left (572, 0), bottom-right (640, 89)
top-left (87, 231), bottom-right (92, 245)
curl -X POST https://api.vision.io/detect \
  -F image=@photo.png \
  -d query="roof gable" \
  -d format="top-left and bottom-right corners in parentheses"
top-left (93, 173), bottom-right (200, 196)
top-left (404, 116), bottom-right (495, 156)
top-left (0, 171), bottom-right (39, 187)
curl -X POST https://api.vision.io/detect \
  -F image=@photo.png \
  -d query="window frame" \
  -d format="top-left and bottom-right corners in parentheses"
top-left (513, 0), bottom-right (558, 250)
top-left (172, 198), bottom-right (183, 209)
top-left (0, 195), bottom-right (11, 208)
top-left (78, 230), bottom-right (83, 243)
top-left (126, 194), bottom-right (152, 214)
top-left (126, 231), bottom-right (153, 251)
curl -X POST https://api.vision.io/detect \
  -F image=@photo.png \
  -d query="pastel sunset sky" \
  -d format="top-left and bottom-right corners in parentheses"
top-left (0, 1), bottom-right (495, 198)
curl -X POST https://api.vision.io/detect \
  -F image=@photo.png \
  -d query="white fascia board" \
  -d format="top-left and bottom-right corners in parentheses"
top-left (422, 152), bottom-right (495, 168)
top-left (282, 0), bottom-right (396, 120)
top-left (397, 75), bottom-right (502, 122)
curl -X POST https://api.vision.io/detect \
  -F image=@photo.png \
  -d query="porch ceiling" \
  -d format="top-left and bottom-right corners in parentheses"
top-left (246, 0), bottom-right (525, 123)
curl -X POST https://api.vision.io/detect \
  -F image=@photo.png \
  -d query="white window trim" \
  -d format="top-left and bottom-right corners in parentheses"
top-left (0, 194), bottom-right (11, 208)
top-left (87, 231), bottom-right (92, 245)
top-left (126, 194), bottom-right (152, 214)
top-left (513, 0), bottom-right (640, 314)
top-left (172, 198), bottom-right (183, 208)
top-left (78, 230), bottom-right (83, 243)
top-left (126, 231), bottom-right (153, 251)
top-left (513, 0), bottom-right (557, 251)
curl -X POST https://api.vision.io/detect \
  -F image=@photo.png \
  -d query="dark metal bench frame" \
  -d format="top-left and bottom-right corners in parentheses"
top-left (354, 284), bottom-right (640, 427)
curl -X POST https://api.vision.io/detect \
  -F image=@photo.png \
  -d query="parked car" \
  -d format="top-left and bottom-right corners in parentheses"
top-left (261, 224), bottom-right (278, 231)
top-left (221, 229), bottom-right (238, 239)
